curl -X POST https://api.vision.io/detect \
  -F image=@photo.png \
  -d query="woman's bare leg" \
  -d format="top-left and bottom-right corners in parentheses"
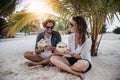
top-left (50, 56), bottom-right (84, 80)
top-left (70, 60), bottom-right (89, 72)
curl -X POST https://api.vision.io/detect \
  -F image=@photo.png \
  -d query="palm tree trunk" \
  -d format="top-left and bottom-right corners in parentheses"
top-left (96, 33), bottom-right (103, 54)
top-left (91, 35), bottom-right (97, 56)
top-left (91, 17), bottom-right (98, 56)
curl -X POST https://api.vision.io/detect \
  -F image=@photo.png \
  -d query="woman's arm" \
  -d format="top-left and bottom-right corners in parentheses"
top-left (70, 52), bottom-right (82, 59)
top-left (80, 38), bottom-right (92, 58)
top-left (64, 50), bottom-right (82, 59)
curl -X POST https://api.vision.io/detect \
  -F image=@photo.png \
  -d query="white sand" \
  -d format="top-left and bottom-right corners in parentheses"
top-left (0, 33), bottom-right (120, 80)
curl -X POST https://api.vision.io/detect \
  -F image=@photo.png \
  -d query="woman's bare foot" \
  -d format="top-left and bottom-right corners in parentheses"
top-left (49, 62), bottom-right (55, 66)
top-left (78, 73), bottom-right (85, 80)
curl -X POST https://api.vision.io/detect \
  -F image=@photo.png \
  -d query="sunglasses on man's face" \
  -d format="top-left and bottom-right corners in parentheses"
top-left (46, 26), bottom-right (54, 29)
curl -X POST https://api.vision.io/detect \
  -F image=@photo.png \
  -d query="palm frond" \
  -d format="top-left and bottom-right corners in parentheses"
top-left (47, 0), bottom-right (70, 17)
top-left (0, 0), bottom-right (20, 17)
top-left (3, 12), bottom-right (40, 37)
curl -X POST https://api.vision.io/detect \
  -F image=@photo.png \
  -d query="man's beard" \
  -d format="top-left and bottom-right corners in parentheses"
top-left (46, 30), bottom-right (52, 34)
top-left (47, 32), bottom-right (52, 34)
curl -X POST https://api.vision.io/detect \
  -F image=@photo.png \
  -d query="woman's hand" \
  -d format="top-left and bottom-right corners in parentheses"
top-left (54, 49), bottom-right (64, 56)
top-left (64, 50), bottom-right (82, 59)
top-left (64, 49), bottom-right (72, 54)
top-left (64, 50), bottom-right (76, 57)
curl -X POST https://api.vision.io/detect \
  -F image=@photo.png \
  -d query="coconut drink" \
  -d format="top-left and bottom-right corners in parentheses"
top-left (56, 42), bottom-right (67, 55)
top-left (37, 39), bottom-right (48, 49)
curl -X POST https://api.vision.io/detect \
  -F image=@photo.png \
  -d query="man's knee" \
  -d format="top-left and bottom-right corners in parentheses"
top-left (24, 51), bottom-right (31, 58)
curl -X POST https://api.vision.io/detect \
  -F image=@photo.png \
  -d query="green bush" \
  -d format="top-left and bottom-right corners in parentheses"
top-left (113, 27), bottom-right (120, 34)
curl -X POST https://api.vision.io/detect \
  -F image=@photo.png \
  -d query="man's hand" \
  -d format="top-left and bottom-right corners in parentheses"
top-left (45, 45), bottom-right (55, 51)
top-left (35, 47), bottom-right (44, 55)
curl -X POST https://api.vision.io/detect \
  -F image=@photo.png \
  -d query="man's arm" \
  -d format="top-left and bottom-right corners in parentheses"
top-left (54, 31), bottom-right (61, 43)
top-left (57, 31), bottom-right (62, 42)
top-left (45, 45), bottom-right (56, 52)
top-left (35, 48), bottom-right (44, 54)
top-left (35, 32), bottom-right (45, 54)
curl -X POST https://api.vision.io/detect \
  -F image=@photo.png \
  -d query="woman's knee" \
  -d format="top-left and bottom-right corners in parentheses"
top-left (71, 60), bottom-right (89, 71)
top-left (50, 56), bottom-right (57, 62)
top-left (50, 56), bottom-right (61, 63)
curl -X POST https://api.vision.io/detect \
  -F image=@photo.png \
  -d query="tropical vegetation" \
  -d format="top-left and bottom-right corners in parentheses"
top-left (113, 26), bottom-right (120, 34)
top-left (0, 0), bottom-right (120, 56)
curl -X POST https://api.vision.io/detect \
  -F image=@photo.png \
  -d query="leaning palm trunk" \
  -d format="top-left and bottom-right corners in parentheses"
top-left (90, 16), bottom-right (103, 56)
top-left (96, 32), bottom-right (103, 54)
top-left (91, 33), bottom-right (101, 56)
top-left (91, 30), bottom-right (103, 56)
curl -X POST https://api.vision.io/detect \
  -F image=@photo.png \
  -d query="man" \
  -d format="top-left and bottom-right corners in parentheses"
top-left (24, 19), bottom-right (61, 66)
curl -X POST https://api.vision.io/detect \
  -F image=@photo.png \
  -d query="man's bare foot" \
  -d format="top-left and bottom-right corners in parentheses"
top-left (25, 62), bottom-right (39, 67)
top-left (58, 69), bottom-right (65, 72)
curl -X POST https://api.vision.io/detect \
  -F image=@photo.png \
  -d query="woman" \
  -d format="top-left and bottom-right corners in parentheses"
top-left (50, 16), bottom-right (92, 80)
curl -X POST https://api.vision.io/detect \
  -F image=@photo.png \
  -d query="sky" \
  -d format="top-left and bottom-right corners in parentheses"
top-left (16, 0), bottom-right (120, 32)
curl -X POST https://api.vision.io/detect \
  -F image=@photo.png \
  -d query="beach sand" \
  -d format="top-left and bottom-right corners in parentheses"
top-left (0, 33), bottom-right (120, 80)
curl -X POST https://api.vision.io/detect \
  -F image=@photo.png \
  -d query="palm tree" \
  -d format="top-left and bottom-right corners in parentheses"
top-left (2, 12), bottom-right (41, 38)
top-left (0, 0), bottom-right (20, 17)
top-left (89, 0), bottom-right (120, 56)
top-left (0, 0), bottom-right (21, 38)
